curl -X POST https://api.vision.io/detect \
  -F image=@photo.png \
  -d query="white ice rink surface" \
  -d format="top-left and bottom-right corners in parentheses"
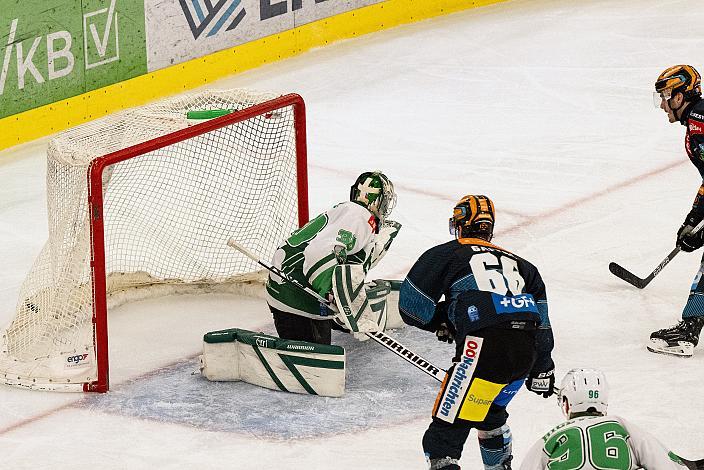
top-left (1, 0), bottom-right (703, 467)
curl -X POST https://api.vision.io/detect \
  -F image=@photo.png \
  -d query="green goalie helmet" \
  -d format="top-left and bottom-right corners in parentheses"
top-left (350, 171), bottom-right (397, 221)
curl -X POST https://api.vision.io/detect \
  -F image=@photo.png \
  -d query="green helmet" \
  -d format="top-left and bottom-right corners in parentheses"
top-left (350, 171), bottom-right (396, 220)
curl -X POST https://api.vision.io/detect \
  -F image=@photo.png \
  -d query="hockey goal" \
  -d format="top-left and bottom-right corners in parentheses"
top-left (0, 90), bottom-right (308, 392)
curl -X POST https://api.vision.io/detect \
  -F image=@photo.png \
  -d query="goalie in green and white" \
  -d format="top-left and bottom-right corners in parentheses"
top-left (265, 171), bottom-right (401, 344)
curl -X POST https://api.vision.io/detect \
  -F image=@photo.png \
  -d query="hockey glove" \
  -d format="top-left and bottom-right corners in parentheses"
top-left (677, 212), bottom-right (704, 252)
top-left (435, 323), bottom-right (455, 344)
top-left (369, 220), bottom-right (402, 269)
top-left (526, 367), bottom-right (555, 398)
top-left (432, 301), bottom-right (455, 343)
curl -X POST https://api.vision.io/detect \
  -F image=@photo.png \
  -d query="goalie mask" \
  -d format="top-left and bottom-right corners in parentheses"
top-left (557, 368), bottom-right (609, 419)
top-left (350, 171), bottom-right (397, 221)
top-left (449, 195), bottom-right (495, 241)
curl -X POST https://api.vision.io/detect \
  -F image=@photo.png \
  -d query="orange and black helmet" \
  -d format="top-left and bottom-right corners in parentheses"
top-left (449, 195), bottom-right (495, 241)
top-left (655, 65), bottom-right (701, 101)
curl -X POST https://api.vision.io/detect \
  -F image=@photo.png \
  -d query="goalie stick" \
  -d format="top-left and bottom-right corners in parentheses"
top-left (226, 238), bottom-right (447, 382)
top-left (609, 218), bottom-right (704, 289)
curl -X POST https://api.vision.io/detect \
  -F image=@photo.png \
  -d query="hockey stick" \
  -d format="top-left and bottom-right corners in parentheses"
top-left (609, 218), bottom-right (704, 289)
top-left (226, 238), bottom-right (447, 382)
top-left (682, 457), bottom-right (704, 470)
top-left (608, 247), bottom-right (680, 289)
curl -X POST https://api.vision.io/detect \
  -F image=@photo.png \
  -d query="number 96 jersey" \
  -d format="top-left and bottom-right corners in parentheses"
top-left (520, 414), bottom-right (689, 470)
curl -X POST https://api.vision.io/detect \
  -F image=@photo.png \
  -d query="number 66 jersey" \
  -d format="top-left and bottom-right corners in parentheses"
top-left (520, 414), bottom-right (690, 469)
top-left (399, 237), bottom-right (554, 372)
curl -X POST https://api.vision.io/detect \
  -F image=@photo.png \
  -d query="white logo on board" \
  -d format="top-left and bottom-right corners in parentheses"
top-left (83, 0), bottom-right (120, 69)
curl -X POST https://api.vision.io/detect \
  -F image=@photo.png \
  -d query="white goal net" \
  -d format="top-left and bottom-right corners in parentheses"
top-left (0, 89), bottom-right (307, 391)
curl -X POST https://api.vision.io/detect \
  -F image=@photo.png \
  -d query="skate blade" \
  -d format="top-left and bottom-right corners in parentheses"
top-left (646, 339), bottom-right (694, 357)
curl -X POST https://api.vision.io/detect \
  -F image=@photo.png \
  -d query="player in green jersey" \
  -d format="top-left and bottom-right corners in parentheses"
top-left (520, 369), bottom-right (695, 470)
top-left (265, 171), bottom-right (400, 344)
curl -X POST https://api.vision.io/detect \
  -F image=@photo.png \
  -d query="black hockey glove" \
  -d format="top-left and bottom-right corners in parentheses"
top-left (680, 232), bottom-right (704, 252)
top-left (435, 323), bottom-right (455, 344)
top-left (432, 301), bottom-right (455, 343)
top-left (526, 367), bottom-right (555, 398)
top-left (677, 212), bottom-right (704, 252)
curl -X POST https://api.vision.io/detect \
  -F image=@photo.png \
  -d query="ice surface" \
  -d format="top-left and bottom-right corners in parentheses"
top-left (84, 328), bottom-right (452, 439)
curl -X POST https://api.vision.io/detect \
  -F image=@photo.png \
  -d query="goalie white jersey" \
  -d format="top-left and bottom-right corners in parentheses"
top-left (266, 201), bottom-right (395, 318)
top-left (520, 414), bottom-right (689, 470)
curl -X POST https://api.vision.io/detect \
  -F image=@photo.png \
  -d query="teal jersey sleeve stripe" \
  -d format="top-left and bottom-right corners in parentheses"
top-left (537, 300), bottom-right (550, 327)
top-left (399, 278), bottom-right (436, 326)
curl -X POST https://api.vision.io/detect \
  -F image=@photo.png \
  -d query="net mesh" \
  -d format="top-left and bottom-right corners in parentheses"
top-left (0, 89), bottom-right (302, 390)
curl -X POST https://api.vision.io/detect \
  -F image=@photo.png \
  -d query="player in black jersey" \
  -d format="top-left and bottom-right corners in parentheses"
top-left (649, 65), bottom-right (704, 357)
top-left (399, 195), bottom-right (556, 470)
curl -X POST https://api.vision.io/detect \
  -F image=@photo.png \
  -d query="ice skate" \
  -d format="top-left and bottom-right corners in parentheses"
top-left (648, 317), bottom-right (704, 357)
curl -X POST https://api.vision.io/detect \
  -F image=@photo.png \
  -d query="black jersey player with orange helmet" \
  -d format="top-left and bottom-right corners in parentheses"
top-left (649, 65), bottom-right (704, 357)
top-left (399, 195), bottom-right (556, 470)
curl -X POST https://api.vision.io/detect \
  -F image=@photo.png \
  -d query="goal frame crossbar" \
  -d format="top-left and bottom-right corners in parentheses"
top-left (85, 93), bottom-right (308, 392)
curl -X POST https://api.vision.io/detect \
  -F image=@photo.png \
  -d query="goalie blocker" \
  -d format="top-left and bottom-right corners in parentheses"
top-left (200, 328), bottom-right (345, 397)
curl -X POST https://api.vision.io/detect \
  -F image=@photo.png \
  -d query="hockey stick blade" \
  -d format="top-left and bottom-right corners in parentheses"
top-left (609, 246), bottom-right (680, 289)
top-left (608, 262), bottom-right (650, 289)
top-left (610, 218), bottom-right (704, 289)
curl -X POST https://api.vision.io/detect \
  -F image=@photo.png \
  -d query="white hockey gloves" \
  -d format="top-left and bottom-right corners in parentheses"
top-left (369, 220), bottom-right (402, 269)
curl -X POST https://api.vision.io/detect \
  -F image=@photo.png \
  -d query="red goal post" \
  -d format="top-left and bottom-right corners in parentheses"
top-left (0, 91), bottom-right (308, 392)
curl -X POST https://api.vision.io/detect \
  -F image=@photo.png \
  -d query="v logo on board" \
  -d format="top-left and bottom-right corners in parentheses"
top-left (83, 0), bottom-right (121, 69)
top-left (179, 0), bottom-right (247, 39)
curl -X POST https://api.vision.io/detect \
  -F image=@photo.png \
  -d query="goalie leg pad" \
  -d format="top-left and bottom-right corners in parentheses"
top-left (380, 279), bottom-right (404, 329)
top-left (365, 279), bottom-right (392, 332)
top-left (332, 264), bottom-right (380, 334)
top-left (200, 328), bottom-right (346, 397)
